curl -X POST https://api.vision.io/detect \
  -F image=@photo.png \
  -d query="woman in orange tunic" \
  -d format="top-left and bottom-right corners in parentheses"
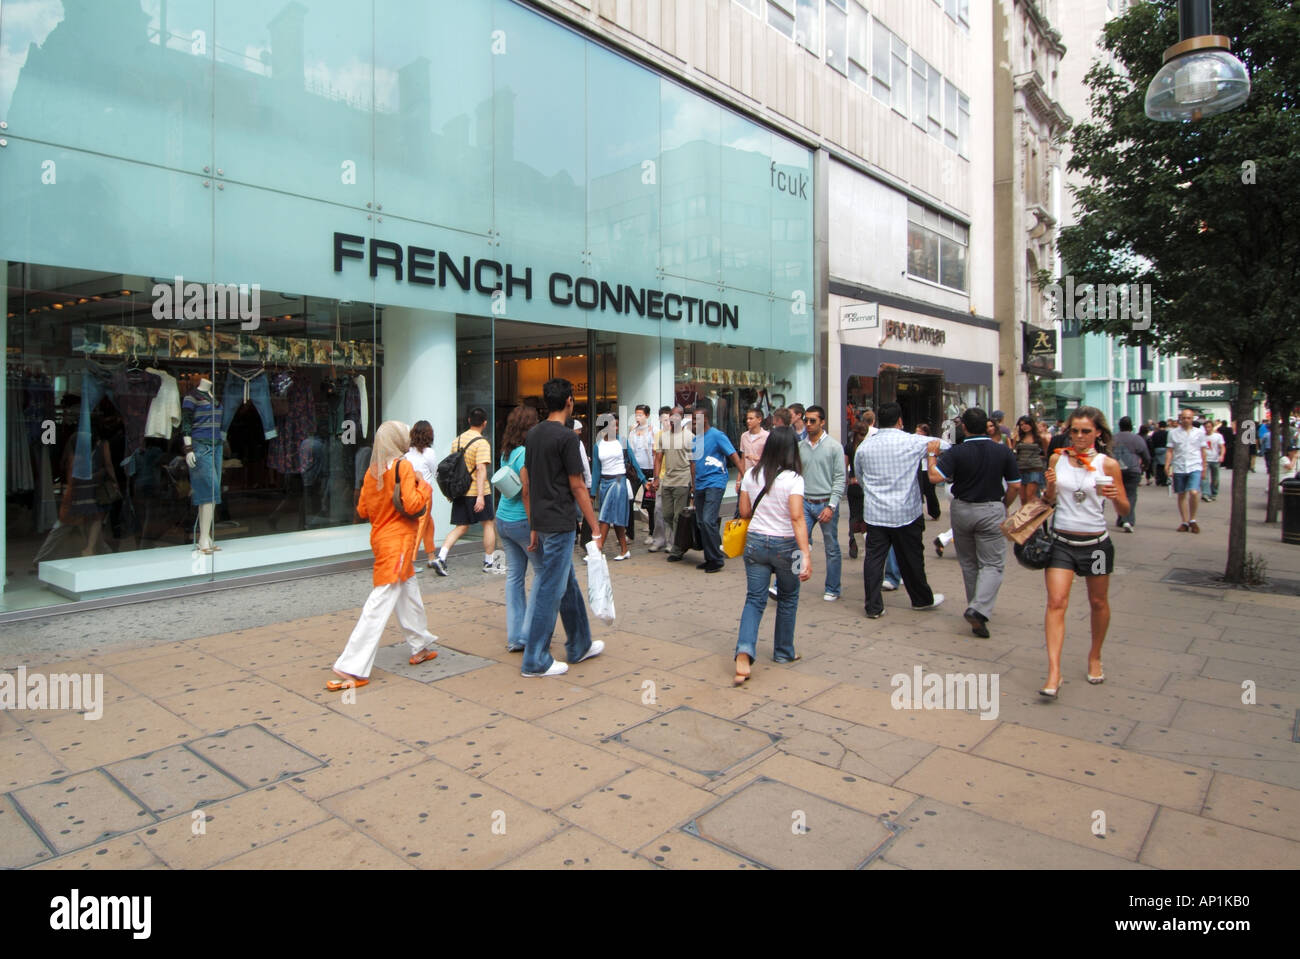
top-left (328, 421), bottom-right (440, 691)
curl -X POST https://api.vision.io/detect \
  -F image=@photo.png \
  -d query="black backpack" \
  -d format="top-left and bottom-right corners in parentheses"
top-left (435, 435), bottom-right (486, 501)
top-left (391, 459), bottom-right (428, 520)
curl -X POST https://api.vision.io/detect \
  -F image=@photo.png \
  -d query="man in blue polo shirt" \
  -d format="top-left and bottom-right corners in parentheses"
top-left (926, 406), bottom-right (1021, 638)
top-left (692, 398), bottom-right (743, 572)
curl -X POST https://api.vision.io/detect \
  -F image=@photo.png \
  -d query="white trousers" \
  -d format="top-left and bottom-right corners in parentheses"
top-left (333, 577), bottom-right (438, 678)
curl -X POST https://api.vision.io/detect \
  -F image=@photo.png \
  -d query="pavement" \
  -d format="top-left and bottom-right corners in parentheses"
top-left (2, 469), bottom-right (1298, 870)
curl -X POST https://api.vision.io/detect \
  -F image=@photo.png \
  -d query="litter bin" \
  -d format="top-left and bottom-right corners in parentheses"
top-left (1283, 477), bottom-right (1300, 545)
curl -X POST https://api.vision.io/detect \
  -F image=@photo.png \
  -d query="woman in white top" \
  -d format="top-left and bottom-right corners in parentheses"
top-left (593, 415), bottom-right (632, 560)
top-left (733, 427), bottom-right (813, 686)
top-left (1039, 406), bottom-right (1129, 699)
top-left (405, 420), bottom-right (438, 567)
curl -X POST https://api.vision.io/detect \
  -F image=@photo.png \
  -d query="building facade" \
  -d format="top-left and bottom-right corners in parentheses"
top-left (992, 0), bottom-right (1069, 420)
top-left (1, 0), bottom-right (1004, 616)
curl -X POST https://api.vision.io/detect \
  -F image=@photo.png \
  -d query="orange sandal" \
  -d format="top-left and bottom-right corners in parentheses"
top-left (325, 677), bottom-right (369, 692)
top-left (409, 648), bottom-right (438, 666)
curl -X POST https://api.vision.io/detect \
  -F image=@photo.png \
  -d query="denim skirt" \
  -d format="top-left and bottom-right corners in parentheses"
top-left (597, 476), bottom-right (630, 526)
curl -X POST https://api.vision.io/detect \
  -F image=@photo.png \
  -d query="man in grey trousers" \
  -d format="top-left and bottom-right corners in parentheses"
top-left (926, 407), bottom-right (1021, 638)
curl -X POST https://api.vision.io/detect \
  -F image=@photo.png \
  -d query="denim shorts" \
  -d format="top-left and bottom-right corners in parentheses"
top-left (1020, 470), bottom-right (1045, 487)
top-left (1172, 471), bottom-right (1202, 494)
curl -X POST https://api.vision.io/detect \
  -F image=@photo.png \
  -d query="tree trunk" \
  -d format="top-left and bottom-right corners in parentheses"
top-left (1264, 392), bottom-right (1295, 523)
top-left (1223, 383), bottom-right (1257, 584)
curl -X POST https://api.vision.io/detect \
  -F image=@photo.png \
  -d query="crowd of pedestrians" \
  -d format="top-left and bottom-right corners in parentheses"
top-left (327, 380), bottom-right (1298, 699)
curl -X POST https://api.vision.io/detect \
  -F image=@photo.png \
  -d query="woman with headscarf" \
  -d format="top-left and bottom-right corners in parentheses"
top-left (328, 420), bottom-right (440, 691)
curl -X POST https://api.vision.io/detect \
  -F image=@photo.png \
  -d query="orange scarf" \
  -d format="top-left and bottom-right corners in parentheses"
top-left (1066, 448), bottom-right (1098, 472)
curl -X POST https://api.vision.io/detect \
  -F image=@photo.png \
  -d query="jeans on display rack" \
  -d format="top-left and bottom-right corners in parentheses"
top-left (221, 369), bottom-right (278, 440)
top-left (71, 359), bottom-right (115, 481)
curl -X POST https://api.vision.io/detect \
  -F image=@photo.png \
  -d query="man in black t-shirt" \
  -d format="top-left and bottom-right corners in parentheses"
top-left (928, 407), bottom-right (1022, 638)
top-left (519, 378), bottom-right (606, 678)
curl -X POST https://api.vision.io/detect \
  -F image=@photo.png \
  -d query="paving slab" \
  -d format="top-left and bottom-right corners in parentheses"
top-left (321, 758), bottom-right (563, 869)
top-left (533, 694), bottom-right (659, 744)
top-left (1200, 658), bottom-right (1300, 695)
top-left (139, 782), bottom-right (330, 869)
top-left (1160, 672), bottom-right (1300, 712)
top-left (186, 724), bottom-right (324, 789)
top-left (109, 651), bottom-right (250, 700)
top-left (12, 768), bottom-right (153, 855)
top-left (896, 748), bottom-right (1158, 860)
top-left (369, 642), bottom-right (495, 683)
top-left (1124, 723), bottom-right (1300, 789)
top-left (0, 792), bottom-right (53, 868)
top-left (558, 767), bottom-right (715, 850)
top-left (801, 683), bottom-right (998, 751)
top-left (1139, 807), bottom-right (1300, 869)
top-left (637, 829), bottom-right (764, 869)
top-left (276, 714), bottom-right (429, 801)
top-left (427, 716), bottom-right (630, 808)
top-left (883, 797), bottom-right (1151, 870)
top-left (25, 699), bottom-right (203, 777)
top-left (1169, 700), bottom-right (1295, 748)
top-left (608, 707), bottom-right (778, 778)
top-left (1200, 772), bottom-right (1300, 842)
top-left (28, 834), bottom-right (162, 870)
top-left (1, 729), bottom-right (69, 791)
top-left (973, 724), bottom-right (1209, 813)
top-left (687, 778), bottom-right (897, 869)
top-left (434, 662), bottom-right (596, 721)
top-left (498, 826), bottom-right (655, 870)
top-left (326, 681), bottom-right (500, 748)
top-left (157, 676), bottom-right (331, 734)
top-left (212, 817), bottom-right (414, 870)
top-left (105, 743), bottom-right (244, 818)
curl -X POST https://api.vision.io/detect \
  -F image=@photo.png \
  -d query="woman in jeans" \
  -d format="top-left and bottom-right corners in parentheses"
top-left (733, 426), bottom-right (813, 685)
top-left (1012, 414), bottom-right (1048, 505)
top-left (1039, 406), bottom-right (1129, 699)
top-left (495, 404), bottom-right (540, 652)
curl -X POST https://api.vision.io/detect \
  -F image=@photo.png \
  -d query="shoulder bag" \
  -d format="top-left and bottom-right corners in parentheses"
top-left (722, 485), bottom-right (768, 558)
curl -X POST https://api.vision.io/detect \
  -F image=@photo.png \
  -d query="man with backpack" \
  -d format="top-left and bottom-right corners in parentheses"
top-left (1111, 416), bottom-right (1150, 532)
top-left (431, 406), bottom-right (499, 575)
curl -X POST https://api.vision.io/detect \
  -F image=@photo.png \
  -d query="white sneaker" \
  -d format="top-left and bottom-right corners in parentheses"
top-left (1122, 522), bottom-right (1133, 533)
top-left (572, 639), bottom-right (605, 664)
top-left (823, 592), bottom-right (838, 602)
top-left (882, 580), bottom-right (899, 592)
top-left (522, 661), bottom-right (569, 678)
top-left (912, 593), bottom-right (944, 611)
top-left (643, 537), bottom-right (655, 546)
top-left (769, 585), bottom-right (779, 598)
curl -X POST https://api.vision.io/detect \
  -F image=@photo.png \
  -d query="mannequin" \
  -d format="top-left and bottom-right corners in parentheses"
top-left (183, 377), bottom-right (223, 553)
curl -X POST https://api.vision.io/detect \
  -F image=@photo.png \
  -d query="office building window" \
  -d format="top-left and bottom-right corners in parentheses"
top-left (911, 53), bottom-right (930, 130)
top-left (944, 79), bottom-right (959, 151)
top-left (847, 2), bottom-right (871, 88)
top-left (907, 201), bottom-right (969, 292)
top-left (826, 0), bottom-right (847, 74)
top-left (871, 17), bottom-right (892, 104)
top-left (767, 0), bottom-right (795, 39)
top-left (958, 92), bottom-right (970, 158)
top-left (795, 0), bottom-right (820, 56)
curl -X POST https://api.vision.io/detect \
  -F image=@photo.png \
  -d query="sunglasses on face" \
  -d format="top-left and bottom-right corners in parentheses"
top-left (1070, 428), bottom-right (1095, 435)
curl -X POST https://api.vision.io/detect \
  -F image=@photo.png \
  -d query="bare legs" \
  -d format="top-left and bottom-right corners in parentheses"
top-left (1043, 566), bottom-right (1112, 690)
top-left (598, 522), bottom-right (628, 554)
top-left (1019, 481), bottom-right (1040, 506)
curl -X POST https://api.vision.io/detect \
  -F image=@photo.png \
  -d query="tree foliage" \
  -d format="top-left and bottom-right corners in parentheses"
top-left (1059, 0), bottom-right (1300, 581)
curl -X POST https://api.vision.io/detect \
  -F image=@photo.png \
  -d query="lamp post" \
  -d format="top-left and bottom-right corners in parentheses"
top-left (1144, 0), bottom-right (1250, 122)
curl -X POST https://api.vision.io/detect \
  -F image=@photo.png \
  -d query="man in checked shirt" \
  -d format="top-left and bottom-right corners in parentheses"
top-left (853, 401), bottom-right (950, 619)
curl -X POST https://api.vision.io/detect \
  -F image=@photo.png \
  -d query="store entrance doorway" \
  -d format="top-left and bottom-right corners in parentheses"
top-left (878, 366), bottom-right (944, 432)
top-left (489, 320), bottom-right (617, 445)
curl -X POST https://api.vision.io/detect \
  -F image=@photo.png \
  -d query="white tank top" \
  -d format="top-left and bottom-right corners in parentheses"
top-left (1052, 452), bottom-right (1111, 533)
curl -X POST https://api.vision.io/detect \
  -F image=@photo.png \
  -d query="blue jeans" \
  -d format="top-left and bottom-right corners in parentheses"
top-left (521, 529), bottom-right (592, 674)
top-left (496, 517), bottom-right (533, 650)
top-left (885, 547), bottom-right (901, 587)
top-left (735, 533), bottom-right (800, 663)
top-left (803, 500), bottom-right (841, 596)
top-left (222, 369), bottom-right (277, 439)
top-left (694, 486), bottom-right (725, 565)
top-left (72, 360), bottom-right (115, 480)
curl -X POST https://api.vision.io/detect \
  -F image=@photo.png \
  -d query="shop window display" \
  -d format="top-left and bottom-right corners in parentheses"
top-left (5, 263), bottom-right (378, 600)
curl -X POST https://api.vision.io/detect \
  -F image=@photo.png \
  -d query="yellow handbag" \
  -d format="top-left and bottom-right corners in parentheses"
top-left (722, 487), bottom-right (768, 558)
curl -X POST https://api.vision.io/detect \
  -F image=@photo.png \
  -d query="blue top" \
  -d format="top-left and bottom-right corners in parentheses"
top-left (693, 427), bottom-right (737, 490)
top-left (182, 389), bottom-right (222, 443)
top-left (495, 446), bottom-right (528, 523)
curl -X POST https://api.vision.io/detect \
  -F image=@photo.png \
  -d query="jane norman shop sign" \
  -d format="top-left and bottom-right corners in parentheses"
top-left (880, 319), bottom-right (946, 347)
top-left (333, 232), bottom-right (741, 332)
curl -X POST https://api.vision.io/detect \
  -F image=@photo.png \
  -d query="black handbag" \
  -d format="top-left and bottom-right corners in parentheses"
top-left (1014, 515), bottom-right (1055, 570)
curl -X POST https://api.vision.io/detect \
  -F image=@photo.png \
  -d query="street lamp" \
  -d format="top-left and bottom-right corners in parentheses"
top-left (1145, 0), bottom-right (1250, 122)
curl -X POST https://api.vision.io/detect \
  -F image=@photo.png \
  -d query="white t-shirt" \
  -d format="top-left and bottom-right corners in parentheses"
top-left (596, 439), bottom-right (625, 481)
top-left (1168, 426), bottom-right (1209, 474)
top-left (404, 446), bottom-right (439, 486)
top-left (742, 468), bottom-right (805, 538)
top-left (1205, 431), bottom-right (1225, 464)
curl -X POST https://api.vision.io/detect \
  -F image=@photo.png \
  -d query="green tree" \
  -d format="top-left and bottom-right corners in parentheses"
top-left (1059, 0), bottom-right (1300, 582)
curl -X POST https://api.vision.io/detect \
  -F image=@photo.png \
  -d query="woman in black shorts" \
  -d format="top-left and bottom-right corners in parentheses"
top-left (1039, 406), bottom-right (1129, 699)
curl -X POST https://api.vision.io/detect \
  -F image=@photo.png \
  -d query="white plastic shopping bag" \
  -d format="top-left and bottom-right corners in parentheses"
top-left (584, 540), bottom-right (616, 625)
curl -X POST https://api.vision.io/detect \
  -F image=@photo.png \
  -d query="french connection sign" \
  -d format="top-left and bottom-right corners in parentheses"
top-left (334, 232), bottom-right (741, 332)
